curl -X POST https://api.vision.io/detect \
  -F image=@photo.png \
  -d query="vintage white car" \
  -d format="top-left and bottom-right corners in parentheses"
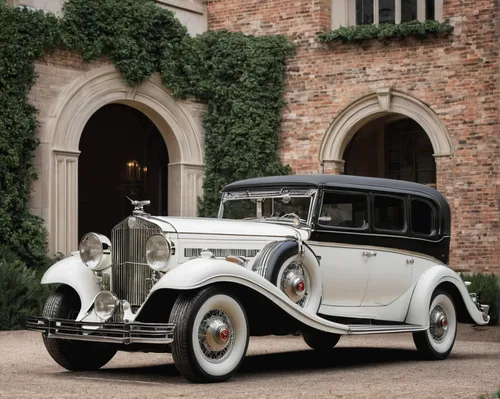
top-left (28, 175), bottom-right (490, 383)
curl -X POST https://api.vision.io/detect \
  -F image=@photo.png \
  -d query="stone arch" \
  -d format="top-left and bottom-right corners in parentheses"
top-left (46, 65), bottom-right (204, 254)
top-left (319, 88), bottom-right (453, 173)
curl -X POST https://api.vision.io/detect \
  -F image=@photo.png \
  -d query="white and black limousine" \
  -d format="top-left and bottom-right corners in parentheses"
top-left (28, 175), bottom-right (490, 383)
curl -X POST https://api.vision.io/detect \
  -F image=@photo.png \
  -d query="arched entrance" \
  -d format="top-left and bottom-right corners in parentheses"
top-left (343, 116), bottom-right (436, 186)
top-left (78, 104), bottom-right (169, 239)
top-left (319, 89), bottom-right (453, 182)
top-left (46, 65), bottom-right (204, 255)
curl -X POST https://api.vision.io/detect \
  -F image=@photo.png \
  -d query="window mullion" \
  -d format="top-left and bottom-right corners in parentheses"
top-left (417, 0), bottom-right (425, 21)
top-left (374, 0), bottom-right (380, 24)
top-left (395, 0), bottom-right (401, 24)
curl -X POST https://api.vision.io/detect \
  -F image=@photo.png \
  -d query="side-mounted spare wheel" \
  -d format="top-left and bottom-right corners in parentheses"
top-left (42, 286), bottom-right (117, 371)
top-left (413, 289), bottom-right (457, 360)
top-left (169, 286), bottom-right (249, 383)
top-left (252, 240), bottom-right (322, 313)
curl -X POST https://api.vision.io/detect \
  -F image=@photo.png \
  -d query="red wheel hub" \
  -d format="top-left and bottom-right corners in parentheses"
top-left (219, 327), bottom-right (229, 341)
top-left (296, 280), bottom-right (305, 293)
top-left (441, 318), bottom-right (448, 328)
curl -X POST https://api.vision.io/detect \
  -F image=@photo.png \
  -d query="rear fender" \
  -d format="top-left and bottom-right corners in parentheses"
top-left (405, 265), bottom-right (489, 326)
top-left (41, 253), bottom-right (102, 320)
top-left (148, 258), bottom-right (349, 335)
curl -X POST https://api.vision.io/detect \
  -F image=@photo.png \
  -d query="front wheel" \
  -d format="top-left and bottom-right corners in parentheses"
top-left (413, 289), bottom-right (457, 360)
top-left (42, 287), bottom-right (117, 370)
top-left (169, 287), bottom-right (249, 383)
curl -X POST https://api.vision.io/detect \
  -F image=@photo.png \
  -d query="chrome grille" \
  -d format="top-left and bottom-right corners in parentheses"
top-left (184, 248), bottom-right (259, 258)
top-left (111, 217), bottom-right (161, 307)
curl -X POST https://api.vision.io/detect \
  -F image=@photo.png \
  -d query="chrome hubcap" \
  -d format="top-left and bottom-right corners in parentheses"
top-left (280, 262), bottom-right (309, 307)
top-left (198, 309), bottom-right (234, 362)
top-left (429, 305), bottom-right (448, 341)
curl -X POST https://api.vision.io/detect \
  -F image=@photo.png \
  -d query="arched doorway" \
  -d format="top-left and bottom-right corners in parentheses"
top-left (47, 66), bottom-right (205, 255)
top-left (78, 104), bottom-right (169, 239)
top-left (343, 116), bottom-right (436, 186)
top-left (319, 89), bottom-right (453, 182)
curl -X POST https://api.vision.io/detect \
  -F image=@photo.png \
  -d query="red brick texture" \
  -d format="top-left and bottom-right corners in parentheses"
top-left (207, 0), bottom-right (500, 273)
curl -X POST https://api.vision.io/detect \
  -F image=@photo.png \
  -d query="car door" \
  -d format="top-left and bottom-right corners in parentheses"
top-left (361, 194), bottom-right (413, 306)
top-left (309, 190), bottom-right (371, 307)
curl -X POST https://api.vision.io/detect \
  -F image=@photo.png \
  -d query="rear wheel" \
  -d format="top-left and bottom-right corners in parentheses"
top-left (302, 329), bottom-right (340, 351)
top-left (169, 286), bottom-right (249, 383)
top-left (42, 287), bottom-right (117, 371)
top-left (413, 289), bottom-right (457, 360)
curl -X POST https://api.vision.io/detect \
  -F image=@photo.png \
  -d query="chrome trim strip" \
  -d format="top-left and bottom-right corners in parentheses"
top-left (347, 324), bottom-right (426, 334)
top-left (308, 240), bottom-right (445, 265)
top-left (27, 317), bottom-right (174, 345)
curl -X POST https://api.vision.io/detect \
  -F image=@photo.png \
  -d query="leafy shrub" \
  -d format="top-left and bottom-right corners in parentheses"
top-left (0, 246), bottom-right (51, 330)
top-left (462, 273), bottom-right (500, 325)
top-left (317, 20), bottom-right (453, 43)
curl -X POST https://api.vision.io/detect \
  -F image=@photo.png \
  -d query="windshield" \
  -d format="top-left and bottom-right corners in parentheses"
top-left (219, 189), bottom-right (316, 225)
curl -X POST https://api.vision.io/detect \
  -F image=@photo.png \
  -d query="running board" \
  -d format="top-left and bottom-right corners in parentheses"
top-left (347, 324), bottom-right (426, 335)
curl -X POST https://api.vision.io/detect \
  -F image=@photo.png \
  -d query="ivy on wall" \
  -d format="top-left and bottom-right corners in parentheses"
top-left (0, 4), bottom-right (59, 266)
top-left (0, 0), bottom-right (294, 265)
top-left (317, 20), bottom-right (453, 43)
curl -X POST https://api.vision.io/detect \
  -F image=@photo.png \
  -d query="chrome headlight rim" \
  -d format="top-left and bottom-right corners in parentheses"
top-left (79, 232), bottom-right (111, 271)
top-left (94, 291), bottom-right (118, 321)
top-left (146, 234), bottom-right (172, 272)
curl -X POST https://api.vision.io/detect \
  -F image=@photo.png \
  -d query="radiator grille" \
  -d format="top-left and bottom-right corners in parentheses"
top-left (184, 248), bottom-right (259, 258)
top-left (111, 217), bottom-right (161, 307)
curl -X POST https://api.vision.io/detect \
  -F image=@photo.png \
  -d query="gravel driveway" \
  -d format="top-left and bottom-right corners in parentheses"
top-left (0, 325), bottom-right (498, 399)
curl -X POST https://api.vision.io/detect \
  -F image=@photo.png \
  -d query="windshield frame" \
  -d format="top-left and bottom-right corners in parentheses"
top-left (218, 188), bottom-right (318, 226)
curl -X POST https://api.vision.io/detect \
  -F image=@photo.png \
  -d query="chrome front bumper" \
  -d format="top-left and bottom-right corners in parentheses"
top-left (27, 317), bottom-right (174, 345)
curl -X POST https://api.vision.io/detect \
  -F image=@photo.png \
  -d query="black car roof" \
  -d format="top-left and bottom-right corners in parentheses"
top-left (222, 174), bottom-right (451, 234)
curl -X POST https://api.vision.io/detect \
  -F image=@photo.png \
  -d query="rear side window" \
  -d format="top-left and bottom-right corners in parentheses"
top-left (319, 192), bottom-right (368, 229)
top-left (374, 195), bottom-right (405, 232)
top-left (411, 199), bottom-right (436, 236)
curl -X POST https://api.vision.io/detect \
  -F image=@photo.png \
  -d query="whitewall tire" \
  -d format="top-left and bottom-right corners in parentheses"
top-left (413, 289), bottom-right (457, 360)
top-left (169, 287), bottom-right (249, 383)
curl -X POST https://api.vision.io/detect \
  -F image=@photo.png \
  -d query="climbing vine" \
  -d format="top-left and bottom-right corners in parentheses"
top-left (0, 4), bottom-right (59, 267)
top-left (0, 0), bottom-right (294, 266)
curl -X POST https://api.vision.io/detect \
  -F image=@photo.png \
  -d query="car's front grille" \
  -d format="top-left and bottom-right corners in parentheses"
top-left (111, 217), bottom-right (161, 307)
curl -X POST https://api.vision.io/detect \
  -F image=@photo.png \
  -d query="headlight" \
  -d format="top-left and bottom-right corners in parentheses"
top-left (94, 291), bottom-right (117, 321)
top-left (146, 234), bottom-right (172, 271)
top-left (79, 232), bottom-right (110, 270)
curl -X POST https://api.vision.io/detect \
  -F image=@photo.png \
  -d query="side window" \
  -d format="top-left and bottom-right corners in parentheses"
top-left (374, 195), bottom-right (405, 232)
top-left (411, 199), bottom-right (436, 236)
top-left (319, 192), bottom-right (368, 229)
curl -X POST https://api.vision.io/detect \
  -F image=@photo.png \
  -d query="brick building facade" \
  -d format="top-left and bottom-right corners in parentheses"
top-left (8, 0), bottom-right (499, 273)
top-left (207, 0), bottom-right (499, 273)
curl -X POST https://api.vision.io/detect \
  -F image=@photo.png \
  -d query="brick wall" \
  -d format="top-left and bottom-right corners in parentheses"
top-left (207, 0), bottom-right (500, 273)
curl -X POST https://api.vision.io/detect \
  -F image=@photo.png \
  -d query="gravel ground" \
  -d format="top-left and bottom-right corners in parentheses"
top-left (0, 325), bottom-right (498, 399)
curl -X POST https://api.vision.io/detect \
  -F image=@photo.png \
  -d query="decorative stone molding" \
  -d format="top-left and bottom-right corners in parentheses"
top-left (46, 65), bottom-right (205, 254)
top-left (319, 89), bottom-right (454, 173)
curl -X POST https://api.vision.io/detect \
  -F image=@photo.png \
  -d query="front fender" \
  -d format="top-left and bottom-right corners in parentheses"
top-left (41, 253), bottom-right (101, 320)
top-left (149, 258), bottom-right (349, 335)
top-left (405, 265), bottom-right (489, 326)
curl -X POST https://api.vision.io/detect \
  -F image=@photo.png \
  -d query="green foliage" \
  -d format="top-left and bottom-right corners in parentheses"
top-left (176, 31), bottom-right (294, 217)
top-left (317, 20), bottom-right (453, 43)
top-left (462, 273), bottom-right (500, 325)
top-left (60, 0), bottom-right (188, 85)
top-left (59, 0), bottom-right (294, 217)
top-left (0, 246), bottom-right (51, 330)
top-left (0, 4), bottom-right (59, 267)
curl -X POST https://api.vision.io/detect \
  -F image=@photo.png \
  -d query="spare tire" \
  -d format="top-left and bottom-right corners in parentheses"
top-left (252, 240), bottom-right (322, 314)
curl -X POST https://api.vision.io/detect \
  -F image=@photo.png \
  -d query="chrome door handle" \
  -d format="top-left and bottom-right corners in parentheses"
top-left (363, 250), bottom-right (377, 257)
top-left (406, 258), bottom-right (415, 265)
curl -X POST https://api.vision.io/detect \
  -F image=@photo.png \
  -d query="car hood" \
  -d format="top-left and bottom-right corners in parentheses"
top-left (146, 216), bottom-right (309, 240)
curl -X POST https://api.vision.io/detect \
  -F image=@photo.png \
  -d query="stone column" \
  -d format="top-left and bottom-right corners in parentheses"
top-left (168, 163), bottom-right (204, 216)
top-left (53, 149), bottom-right (80, 254)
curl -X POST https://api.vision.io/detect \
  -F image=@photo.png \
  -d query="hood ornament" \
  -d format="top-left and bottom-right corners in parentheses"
top-left (126, 197), bottom-right (151, 215)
